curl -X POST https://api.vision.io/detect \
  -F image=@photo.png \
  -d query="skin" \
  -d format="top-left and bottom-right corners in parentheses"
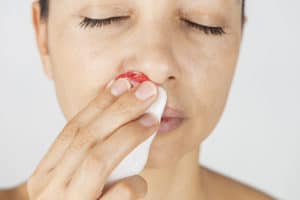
top-left (0, 0), bottom-right (275, 199)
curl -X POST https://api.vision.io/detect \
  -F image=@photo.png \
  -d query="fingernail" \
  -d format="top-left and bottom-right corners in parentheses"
top-left (110, 78), bottom-right (131, 96)
top-left (134, 81), bottom-right (157, 100)
top-left (139, 114), bottom-right (159, 127)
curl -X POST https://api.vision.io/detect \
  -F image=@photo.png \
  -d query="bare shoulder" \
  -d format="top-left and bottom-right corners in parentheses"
top-left (200, 166), bottom-right (276, 200)
top-left (0, 188), bottom-right (16, 200)
top-left (0, 182), bottom-right (28, 200)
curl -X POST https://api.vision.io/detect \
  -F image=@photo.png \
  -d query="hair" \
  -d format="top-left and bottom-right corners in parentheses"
top-left (39, 0), bottom-right (246, 24)
top-left (39, 0), bottom-right (48, 20)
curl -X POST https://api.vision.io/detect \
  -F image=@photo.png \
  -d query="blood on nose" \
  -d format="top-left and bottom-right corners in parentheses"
top-left (115, 71), bottom-right (159, 87)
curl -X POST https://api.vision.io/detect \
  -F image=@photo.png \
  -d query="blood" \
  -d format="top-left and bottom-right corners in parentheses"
top-left (115, 71), bottom-right (159, 86)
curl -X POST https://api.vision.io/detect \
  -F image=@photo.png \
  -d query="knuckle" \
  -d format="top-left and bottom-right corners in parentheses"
top-left (85, 149), bottom-right (107, 172)
top-left (59, 122), bottom-right (80, 142)
top-left (113, 99), bottom-right (131, 113)
top-left (71, 127), bottom-right (98, 150)
top-left (93, 95), bottom-right (107, 110)
top-left (65, 120), bottom-right (81, 133)
top-left (116, 182), bottom-right (136, 199)
top-left (113, 99), bottom-right (137, 117)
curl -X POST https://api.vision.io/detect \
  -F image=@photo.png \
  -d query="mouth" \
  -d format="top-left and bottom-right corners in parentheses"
top-left (162, 106), bottom-right (186, 118)
top-left (158, 106), bottom-right (187, 133)
top-left (158, 117), bottom-right (185, 133)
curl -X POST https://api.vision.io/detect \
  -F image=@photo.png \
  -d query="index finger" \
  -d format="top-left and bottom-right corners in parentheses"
top-left (34, 78), bottom-right (132, 174)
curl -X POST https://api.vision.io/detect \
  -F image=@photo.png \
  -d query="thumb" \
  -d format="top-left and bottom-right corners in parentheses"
top-left (99, 175), bottom-right (148, 200)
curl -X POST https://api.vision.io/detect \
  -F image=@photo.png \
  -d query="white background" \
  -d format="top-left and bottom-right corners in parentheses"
top-left (0, 1), bottom-right (299, 199)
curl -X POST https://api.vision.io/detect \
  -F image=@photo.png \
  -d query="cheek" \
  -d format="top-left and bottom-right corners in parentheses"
top-left (183, 37), bottom-right (240, 139)
top-left (48, 29), bottom-right (123, 120)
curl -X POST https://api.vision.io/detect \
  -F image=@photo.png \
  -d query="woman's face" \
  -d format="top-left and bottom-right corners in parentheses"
top-left (36, 0), bottom-right (243, 168)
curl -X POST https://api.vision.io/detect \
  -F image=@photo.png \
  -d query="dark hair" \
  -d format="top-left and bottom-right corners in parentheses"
top-left (39, 0), bottom-right (246, 24)
top-left (39, 0), bottom-right (48, 20)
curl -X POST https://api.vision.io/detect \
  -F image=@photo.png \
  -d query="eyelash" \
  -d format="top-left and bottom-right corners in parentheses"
top-left (180, 18), bottom-right (225, 36)
top-left (79, 16), bottom-right (129, 29)
top-left (79, 16), bottom-right (226, 36)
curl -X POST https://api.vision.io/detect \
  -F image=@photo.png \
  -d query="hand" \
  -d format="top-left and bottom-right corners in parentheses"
top-left (27, 79), bottom-right (159, 200)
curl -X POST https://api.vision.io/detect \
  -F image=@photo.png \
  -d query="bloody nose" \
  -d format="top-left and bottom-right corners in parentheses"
top-left (115, 71), bottom-right (159, 86)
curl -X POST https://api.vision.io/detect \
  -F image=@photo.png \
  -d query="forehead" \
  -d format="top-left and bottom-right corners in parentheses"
top-left (176, 0), bottom-right (241, 11)
top-left (55, 0), bottom-right (241, 7)
top-left (51, 0), bottom-right (242, 20)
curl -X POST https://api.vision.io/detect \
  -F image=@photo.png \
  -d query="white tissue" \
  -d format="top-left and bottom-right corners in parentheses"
top-left (106, 86), bottom-right (167, 185)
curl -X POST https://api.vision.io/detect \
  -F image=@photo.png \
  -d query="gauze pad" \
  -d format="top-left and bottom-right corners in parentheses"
top-left (106, 71), bottom-right (167, 185)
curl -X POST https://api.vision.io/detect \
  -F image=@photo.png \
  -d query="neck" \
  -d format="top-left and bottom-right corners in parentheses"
top-left (139, 148), bottom-right (207, 200)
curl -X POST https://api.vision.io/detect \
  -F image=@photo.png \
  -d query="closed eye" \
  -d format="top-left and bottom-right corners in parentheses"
top-left (181, 18), bottom-right (226, 36)
top-left (79, 16), bottom-right (130, 29)
top-left (79, 16), bottom-right (226, 36)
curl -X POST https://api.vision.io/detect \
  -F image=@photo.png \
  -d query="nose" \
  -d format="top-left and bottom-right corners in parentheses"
top-left (119, 27), bottom-right (181, 86)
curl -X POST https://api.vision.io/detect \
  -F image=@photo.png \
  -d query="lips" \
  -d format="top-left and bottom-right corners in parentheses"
top-left (158, 106), bottom-right (186, 133)
top-left (158, 117), bottom-right (185, 133)
top-left (161, 106), bottom-right (186, 119)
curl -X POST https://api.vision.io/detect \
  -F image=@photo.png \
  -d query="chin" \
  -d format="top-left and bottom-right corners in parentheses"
top-left (144, 117), bottom-right (211, 169)
top-left (145, 140), bottom-right (198, 169)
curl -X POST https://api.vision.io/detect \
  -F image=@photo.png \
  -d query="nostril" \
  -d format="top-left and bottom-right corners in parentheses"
top-left (168, 76), bottom-right (175, 80)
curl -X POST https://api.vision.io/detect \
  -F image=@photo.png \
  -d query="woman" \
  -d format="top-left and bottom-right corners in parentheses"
top-left (0, 0), bottom-right (275, 199)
